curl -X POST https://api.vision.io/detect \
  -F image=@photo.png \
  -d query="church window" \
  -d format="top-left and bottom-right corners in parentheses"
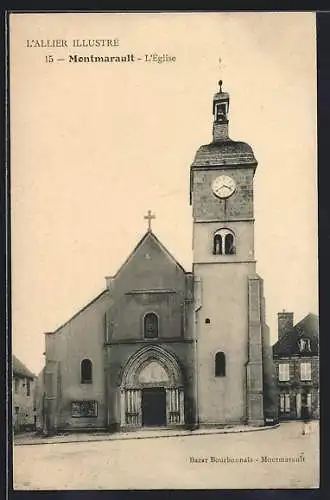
top-left (144, 312), bottom-right (159, 339)
top-left (278, 363), bottom-right (290, 381)
top-left (215, 352), bottom-right (226, 377)
top-left (81, 359), bottom-right (92, 384)
top-left (205, 318), bottom-right (211, 324)
top-left (213, 235), bottom-right (222, 255)
top-left (26, 379), bottom-right (31, 396)
top-left (213, 229), bottom-right (236, 255)
top-left (225, 233), bottom-right (235, 255)
top-left (14, 378), bottom-right (19, 393)
top-left (300, 362), bottom-right (312, 381)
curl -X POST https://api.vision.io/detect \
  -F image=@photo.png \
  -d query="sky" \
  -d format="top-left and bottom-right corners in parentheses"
top-left (10, 12), bottom-right (318, 375)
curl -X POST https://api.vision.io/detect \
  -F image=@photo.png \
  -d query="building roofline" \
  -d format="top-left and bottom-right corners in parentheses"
top-left (112, 230), bottom-right (187, 279)
top-left (48, 232), bottom-right (188, 335)
top-left (12, 355), bottom-right (36, 379)
top-left (51, 289), bottom-right (109, 334)
top-left (272, 312), bottom-right (319, 349)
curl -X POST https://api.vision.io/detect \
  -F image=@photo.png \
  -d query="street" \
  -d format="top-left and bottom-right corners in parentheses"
top-left (13, 421), bottom-right (319, 490)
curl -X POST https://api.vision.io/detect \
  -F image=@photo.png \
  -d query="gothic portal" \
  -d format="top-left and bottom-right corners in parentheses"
top-left (120, 346), bottom-right (185, 428)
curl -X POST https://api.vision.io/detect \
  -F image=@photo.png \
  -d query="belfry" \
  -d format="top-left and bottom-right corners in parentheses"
top-left (190, 80), bottom-right (276, 425)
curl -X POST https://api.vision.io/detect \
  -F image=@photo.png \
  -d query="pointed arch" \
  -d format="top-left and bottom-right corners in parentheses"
top-left (120, 345), bottom-right (184, 389)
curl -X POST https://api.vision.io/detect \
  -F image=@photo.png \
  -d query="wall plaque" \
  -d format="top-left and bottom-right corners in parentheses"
top-left (71, 400), bottom-right (98, 417)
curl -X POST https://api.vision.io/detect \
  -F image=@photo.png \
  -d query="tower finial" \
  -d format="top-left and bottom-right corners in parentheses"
top-left (218, 56), bottom-right (223, 93)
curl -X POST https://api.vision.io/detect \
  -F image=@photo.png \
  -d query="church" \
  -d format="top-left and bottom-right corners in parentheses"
top-left (39, 81), bottom-right (277, 433)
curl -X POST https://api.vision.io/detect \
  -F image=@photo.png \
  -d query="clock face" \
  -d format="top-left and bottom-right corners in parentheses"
top-left (212, 175), bottom-right (236, 199)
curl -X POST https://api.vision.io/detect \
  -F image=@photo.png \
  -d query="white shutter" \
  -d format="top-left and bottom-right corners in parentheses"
top-left (300, 362), bottom-right (312, 381)
top-left (279, 363), bottom-right (289, 381)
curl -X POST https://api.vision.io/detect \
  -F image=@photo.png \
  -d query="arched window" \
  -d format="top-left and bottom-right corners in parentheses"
top-left (215, 352), bottom-right (226, 377)
top-left (225, 233), bottom-right (235, 255)
top-left (81, 359), bottom-right (92, 384)
top-left (213, 229), bottom-right (236, 256)
top-left (144, 313), bottom-right (159, 339)
top-left (213, 234), bottom-right (222, 255)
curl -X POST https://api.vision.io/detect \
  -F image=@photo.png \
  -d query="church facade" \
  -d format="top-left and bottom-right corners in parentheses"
top-left (40, 82), bottom-right (277, 433)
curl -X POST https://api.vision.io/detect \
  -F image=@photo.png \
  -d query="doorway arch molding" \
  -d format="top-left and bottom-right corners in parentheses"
top-left (119, 345), bottom-right (185, 428)
top-left (120, 344), bottom-right (184, 389)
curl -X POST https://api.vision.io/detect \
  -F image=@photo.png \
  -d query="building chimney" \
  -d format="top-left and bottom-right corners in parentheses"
top-left (277, 310), bottom-right (294, 340)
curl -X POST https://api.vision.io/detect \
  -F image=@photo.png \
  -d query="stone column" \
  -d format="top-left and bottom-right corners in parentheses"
top-left (179, 388), bottom-right (185, 424)
top-left (166, 389), bottom-right (170, 425)
top-left (120, 390), bottom-right (126, 427)
top-left (137, 390), bottom-right (142, 426)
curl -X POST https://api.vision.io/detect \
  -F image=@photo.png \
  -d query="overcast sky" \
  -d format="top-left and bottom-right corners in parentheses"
top-left (10, 12), bottom-right (318, 374)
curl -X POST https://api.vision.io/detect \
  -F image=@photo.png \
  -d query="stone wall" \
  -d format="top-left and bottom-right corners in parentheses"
top-left (191, 168), bottom-right (254, 221)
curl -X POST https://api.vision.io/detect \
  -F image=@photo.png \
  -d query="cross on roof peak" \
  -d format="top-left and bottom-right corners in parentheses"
top-left (144, 210), bottom-right (156, 232)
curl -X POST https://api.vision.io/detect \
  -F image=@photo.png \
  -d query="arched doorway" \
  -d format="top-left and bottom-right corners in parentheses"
top-left (120, 345), bottom-right (185, 429)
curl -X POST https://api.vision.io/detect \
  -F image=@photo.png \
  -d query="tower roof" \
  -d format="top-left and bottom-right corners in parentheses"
top-left (192, 140), bottom-right (257, 168)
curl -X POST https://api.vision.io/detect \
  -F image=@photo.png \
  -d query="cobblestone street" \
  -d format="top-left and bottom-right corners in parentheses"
top-left (13, 421), bottom-right (319, 490)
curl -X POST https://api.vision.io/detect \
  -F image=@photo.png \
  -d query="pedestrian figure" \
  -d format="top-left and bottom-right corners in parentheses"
top-left (301, 404), bottom-right (312, 435)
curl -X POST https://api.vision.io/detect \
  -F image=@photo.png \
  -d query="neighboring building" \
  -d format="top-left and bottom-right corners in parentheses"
top-left (272, 312), bottom-right (319, 420)
top-left (38, 81), bottom-right (277, 434)
top-left (12, 355), bottom-right (36, 432)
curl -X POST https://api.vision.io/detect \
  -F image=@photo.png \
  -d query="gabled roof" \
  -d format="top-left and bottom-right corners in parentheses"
top-left (51, 231), bottom-right (187, 334)
top-left (13, 355), bottom-right (35, 379)
top-left (273, 313), bottom-right (319, 357)
top-left (109, 230), bottom-right (187, 279)
top-left (53, 289), bottom-right (109, 334)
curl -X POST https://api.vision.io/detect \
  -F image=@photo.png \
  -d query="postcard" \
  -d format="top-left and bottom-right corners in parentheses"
top-left (10, 11), bottom-right (319, 490)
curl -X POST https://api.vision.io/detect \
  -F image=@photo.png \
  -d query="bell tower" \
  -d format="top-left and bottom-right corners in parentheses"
top-left (190, 81), bottom-right (268, 426)
top-left (212, 79), bottom-right (230, 141)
